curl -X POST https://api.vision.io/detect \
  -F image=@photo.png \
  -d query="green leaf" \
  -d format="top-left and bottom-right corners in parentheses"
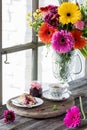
top-left (52, 105), bottom-right (57, 110)
top-left (80, 47), bottom-right (87, 57)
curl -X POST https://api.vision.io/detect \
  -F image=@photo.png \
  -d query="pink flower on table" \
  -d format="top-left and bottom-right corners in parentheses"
top-left (3, 110), bottom-right (15, 123)
top-left (74, 20), bottom-right (84, 30)
top-left (63, 106), bottom-right (81, 128)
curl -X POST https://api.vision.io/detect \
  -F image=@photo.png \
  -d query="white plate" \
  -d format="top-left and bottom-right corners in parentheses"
top-left (11, 97), bottom-right (44, 108)
top-left (43, 90), bottom-right (71, 101)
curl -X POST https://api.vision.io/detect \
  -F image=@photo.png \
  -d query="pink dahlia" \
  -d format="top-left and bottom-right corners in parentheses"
top-left (3, 110), bottom-right (15, 123)
top-left (52, 30), bottom-right (74, 53)
top-left (64, 106), bottom-right (81, 128)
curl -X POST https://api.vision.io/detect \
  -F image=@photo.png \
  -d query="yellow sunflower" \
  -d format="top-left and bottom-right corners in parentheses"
top-left (58, 2), bottom-right (81, 24)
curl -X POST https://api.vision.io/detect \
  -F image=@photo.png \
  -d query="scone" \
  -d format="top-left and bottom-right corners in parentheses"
top-left (18, 93), bottom-right (37, 106)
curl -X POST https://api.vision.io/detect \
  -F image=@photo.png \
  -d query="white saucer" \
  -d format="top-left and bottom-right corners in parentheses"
top-left (43, 90), bottom-right (71, 101)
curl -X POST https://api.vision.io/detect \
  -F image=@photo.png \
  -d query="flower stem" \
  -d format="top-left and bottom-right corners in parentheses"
top-left (79, 96), bottom-right (86, 120)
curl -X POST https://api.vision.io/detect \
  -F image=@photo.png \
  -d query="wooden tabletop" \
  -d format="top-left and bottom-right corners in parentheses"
top-left (0, 79), bottom-right (87, 130)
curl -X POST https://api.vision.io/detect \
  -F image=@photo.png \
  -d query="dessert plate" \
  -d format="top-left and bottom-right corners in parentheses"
top-left (43, 90), bottom-right (71, 101)
top-left (11, 97), bottom-right (44, 108)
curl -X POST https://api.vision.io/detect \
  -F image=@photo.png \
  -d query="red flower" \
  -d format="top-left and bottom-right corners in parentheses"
top-left (38, 22), bottom-right (57, 44)
top-left (40, 5), bottom-right (52, 12)
top-left (71, 30), bottom-right (86, 49)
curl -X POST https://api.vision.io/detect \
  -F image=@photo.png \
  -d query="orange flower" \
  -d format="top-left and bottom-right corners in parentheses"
top-left (38, 22), bottom-right (57, 44)
top-left (71, 30), bottom-right (86, 49)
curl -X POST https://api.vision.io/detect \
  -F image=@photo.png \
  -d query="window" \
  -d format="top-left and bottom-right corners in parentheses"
top-left (2, 0), bottom-right (32, 48)
top-left (1, 0), bottom-right (34, 104)
top-left (0, 0), bottom-right (87, 105)
top-left (2, 50), bottom-right (32, 103)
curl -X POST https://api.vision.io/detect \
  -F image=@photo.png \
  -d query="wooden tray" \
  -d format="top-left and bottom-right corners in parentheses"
top-left (6, 95), bottom-right (75, 119)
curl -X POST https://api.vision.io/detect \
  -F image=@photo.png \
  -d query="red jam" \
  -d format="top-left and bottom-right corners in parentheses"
top-left (30, 81), bottom-right (42, 98)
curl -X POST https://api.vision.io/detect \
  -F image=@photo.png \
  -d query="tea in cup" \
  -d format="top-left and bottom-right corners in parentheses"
top-left (49, 83), bottom-right (68, 98)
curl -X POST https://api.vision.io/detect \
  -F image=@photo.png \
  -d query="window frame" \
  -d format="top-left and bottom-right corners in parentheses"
top-left (0, 0), bottom-right (2, 105)
top-left (0, 0), bottom-right (44, 105)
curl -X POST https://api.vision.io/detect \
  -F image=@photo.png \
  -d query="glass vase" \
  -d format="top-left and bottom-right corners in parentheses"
top-left (58, 0), bottom-right (75, 5)
top-left (52, 50), bottom-right (82, 84)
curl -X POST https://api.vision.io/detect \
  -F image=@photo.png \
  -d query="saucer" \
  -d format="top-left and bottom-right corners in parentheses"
top-left (43, 90), bottom-right (71, 101)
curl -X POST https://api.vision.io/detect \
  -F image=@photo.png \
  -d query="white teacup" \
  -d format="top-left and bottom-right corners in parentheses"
top-left (49, 83), bottom-right (68, 98)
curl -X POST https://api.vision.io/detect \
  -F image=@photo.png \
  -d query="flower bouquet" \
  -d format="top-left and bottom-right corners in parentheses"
top-left (27, 0), bottom-right (87, 83)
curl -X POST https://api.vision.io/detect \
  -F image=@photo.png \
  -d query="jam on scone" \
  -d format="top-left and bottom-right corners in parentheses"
top-left (18, 93), bottom-right (37, 106)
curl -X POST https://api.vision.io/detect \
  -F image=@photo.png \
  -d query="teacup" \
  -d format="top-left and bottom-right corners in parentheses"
top-left (49, 83), bottom-right (68, 98)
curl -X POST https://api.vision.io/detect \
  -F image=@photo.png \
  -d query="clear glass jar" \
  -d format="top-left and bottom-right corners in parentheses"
top-left (29, 81), bottom-right (42, 98)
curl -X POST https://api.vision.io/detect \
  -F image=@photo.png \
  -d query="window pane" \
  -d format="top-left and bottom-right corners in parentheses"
top-left (39, 0), bottom-right (86, 6)
top-left (39, 0), bottom-right (58, 6)
top-left (38, 46), bottom-right (59, 83)
top-left (2, 0), bottom-right (32, 48)
top-left (2, 50), bottom-right (32, 104)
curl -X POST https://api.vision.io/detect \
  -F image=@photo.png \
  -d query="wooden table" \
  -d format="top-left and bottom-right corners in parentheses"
top-left (0, 79), bottom-right (87, 130)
